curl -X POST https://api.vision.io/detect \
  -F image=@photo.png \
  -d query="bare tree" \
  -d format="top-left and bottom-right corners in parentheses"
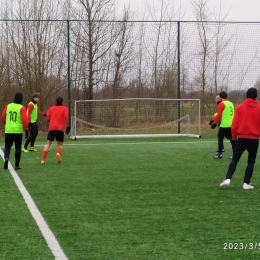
top-left (191, 0), bottom-right (235, 115)
top-left (104, 9), bottom-right (136, 126)
top-left (110, 11), bottom-right (135, 99)
top-left (66, 0), bottom-right (118, 122)
top-left (2, 0), bottom-right (67, 118)
top-left (191, 0), bottom-right (213, 115)
top-left (139, 0), bottom-right (181, 118)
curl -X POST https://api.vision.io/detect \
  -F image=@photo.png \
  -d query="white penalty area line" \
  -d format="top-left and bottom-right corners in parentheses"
top-left (0, 148), bottom-right (68, 260)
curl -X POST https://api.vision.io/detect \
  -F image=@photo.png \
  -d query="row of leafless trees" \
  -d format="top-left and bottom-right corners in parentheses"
top-left (0, 0), bottom-right (260, 130)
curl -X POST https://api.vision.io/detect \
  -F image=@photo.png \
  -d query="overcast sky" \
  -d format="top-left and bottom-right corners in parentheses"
top-left (117, 0), bottom-right (260, 22)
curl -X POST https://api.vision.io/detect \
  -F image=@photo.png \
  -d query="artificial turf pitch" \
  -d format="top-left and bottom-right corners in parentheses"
top-left (1, 137), bottom-right (260, 259)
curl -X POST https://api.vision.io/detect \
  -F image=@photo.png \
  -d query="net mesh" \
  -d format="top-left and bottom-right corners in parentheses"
top-left (70, 98), bottom-right (201, 139)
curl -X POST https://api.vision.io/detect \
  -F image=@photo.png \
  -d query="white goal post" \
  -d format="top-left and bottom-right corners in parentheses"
top-left (70, 98), bottom-right (201, 139)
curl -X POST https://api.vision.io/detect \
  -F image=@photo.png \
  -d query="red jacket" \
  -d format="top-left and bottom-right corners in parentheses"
top-left (231, 98), bottom-right (260, 140)
top-left (47, 105), bottom-right (69, 132)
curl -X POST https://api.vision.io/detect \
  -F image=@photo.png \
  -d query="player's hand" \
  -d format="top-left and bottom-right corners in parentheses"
top-left (209, 119), bottom-right (214, 125)
top-left (65, 126), bottom-right (70, 135)
top-left (232, 140), bottom-right (237, 149)
top-left (211, 123), bottom-right (217, 129)
top-left (25, 130), bottom-right (29, 138)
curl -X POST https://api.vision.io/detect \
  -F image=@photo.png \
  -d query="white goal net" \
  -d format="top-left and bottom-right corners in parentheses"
top-left (70, 98), bottom-right (201, 139)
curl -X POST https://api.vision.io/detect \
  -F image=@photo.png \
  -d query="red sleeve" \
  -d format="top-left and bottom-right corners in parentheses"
top-left (212, 113), bottom-right (217, 121)
top-left (38, 109), bottom-right (44, 116)
top-left (1, 105), bottom-right (8, 124)
top-left (20, 107), bottom-right (28, 131)
top-left (27, 103), bottom-right (34, 123)
top-left (214, 102), bottom-right (225, 124)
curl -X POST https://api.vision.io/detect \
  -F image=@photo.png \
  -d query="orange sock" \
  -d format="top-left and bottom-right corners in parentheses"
top-left (57, 147), bottom-right (62, 154)
top-left (42, 151), bottom-right (48, 160)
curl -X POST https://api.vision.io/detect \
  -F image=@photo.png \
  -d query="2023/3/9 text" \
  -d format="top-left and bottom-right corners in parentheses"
top-left (223, 243), bottom-right (260, 250)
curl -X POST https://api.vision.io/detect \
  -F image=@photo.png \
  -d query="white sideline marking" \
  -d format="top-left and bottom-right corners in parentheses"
top-left (0, 149), bottom-right (68, 260)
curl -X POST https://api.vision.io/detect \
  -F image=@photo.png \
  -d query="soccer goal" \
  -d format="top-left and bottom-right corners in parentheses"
top-left (70, 98), bottom-right (201, 139)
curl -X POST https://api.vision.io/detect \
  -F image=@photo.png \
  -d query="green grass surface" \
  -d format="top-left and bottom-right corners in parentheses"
top-left (1, 135), bottom-right (260, 259)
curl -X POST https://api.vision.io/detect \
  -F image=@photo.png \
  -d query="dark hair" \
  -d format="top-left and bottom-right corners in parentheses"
top-left (14, 92), bottom-right (23, 104)
top-left (56, 96), bottom-right (63, 105)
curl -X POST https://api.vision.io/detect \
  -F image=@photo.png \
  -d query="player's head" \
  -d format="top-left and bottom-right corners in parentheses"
top-left (14, 92), bottom-right (23, 104)
top-left (215, 95), bottom-right (221, 103)
top-left (32, 92), bottom-right (40, 102)
top-left (56, 96), bottom-right (63, 106)
top-left (246, 87), bottom-right (257, 100)
top-left (219, 91), bottom-right (227, 99)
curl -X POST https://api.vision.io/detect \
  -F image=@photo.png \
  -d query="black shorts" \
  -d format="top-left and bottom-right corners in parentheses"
top-left (47, 130), bottom-right (64, 142)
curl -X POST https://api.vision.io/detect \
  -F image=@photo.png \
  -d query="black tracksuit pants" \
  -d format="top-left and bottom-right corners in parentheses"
top-left (24, 123), bottom-right (38, 149)
top-left (217, 127), bottom-right (232, 152)
top-left (4, 133), bottom-right (23, 166)
top-left (226, 138), bottom-right (259, 184)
